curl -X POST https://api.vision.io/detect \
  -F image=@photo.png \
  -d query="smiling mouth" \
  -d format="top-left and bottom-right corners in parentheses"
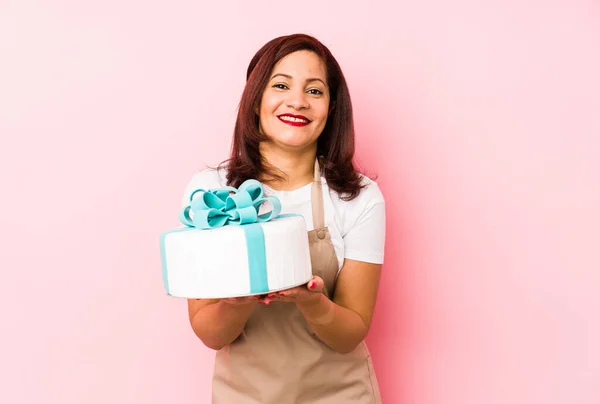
top-left (278, 114), bottom-right (310, 127)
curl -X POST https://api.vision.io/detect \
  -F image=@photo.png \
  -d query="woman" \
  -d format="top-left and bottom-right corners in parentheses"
top-left (183, 33), bottom-right (386, 403)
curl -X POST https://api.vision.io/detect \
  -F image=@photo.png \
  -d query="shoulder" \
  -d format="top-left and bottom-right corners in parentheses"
top-left (181, 167), bottom-right (229, 207)
top-left (356, 174), bottom-right (385, 206)
top-left (327, 174), bottom-right (385, 233)
top-left (329, 174), bottom-right (385, 210)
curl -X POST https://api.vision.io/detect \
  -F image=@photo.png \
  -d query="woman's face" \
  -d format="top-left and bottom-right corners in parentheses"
top-left (258, 50), bottom-right (330, 151)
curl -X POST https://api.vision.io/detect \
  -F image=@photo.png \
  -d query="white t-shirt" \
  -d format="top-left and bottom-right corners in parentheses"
top-left (181, 168), bottom-right (386, 273)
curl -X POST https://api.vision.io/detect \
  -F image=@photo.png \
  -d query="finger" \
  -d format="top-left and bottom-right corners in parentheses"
top-left (306, 276), bottom-right (325, 293)
top-left (261, 290), bottom-right (295, 304)
top-left (257, 294), bottom-right (274, 305)
top-left (276, 291), bottom-right (291, 299)
top-left (222, 298), bottom-right (241, 305)
top-left (277, 288), bottom-right (296, 297)
top-left (276, 288), bottom-right (304, 300)
top-left (259, 297), bottom-right (273, 305)
top-left (274, 294), bottom-right (295, 303)
top-left (223, 296), bottom-right (257, 305)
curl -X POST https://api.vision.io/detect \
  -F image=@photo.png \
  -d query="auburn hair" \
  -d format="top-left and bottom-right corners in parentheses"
top-left (222, 33), bottom-right (365, 201)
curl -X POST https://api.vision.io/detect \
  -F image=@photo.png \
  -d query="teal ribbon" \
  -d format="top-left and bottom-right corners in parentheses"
top-left (179, 179), bottom-right (281, 294)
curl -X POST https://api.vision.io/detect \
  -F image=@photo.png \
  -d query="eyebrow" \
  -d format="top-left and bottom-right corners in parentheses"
top-left (270, 73), bottom-right (326, 86)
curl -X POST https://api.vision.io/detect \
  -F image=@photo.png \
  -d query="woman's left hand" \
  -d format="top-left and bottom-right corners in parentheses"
top-left (259, 276), bottom-right (324, 306)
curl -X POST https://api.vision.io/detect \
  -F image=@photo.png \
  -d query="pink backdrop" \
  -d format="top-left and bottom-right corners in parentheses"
top-left (2, 1), bottom-right (599, 403)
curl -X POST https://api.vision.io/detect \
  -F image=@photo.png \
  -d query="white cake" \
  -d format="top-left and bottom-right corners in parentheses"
top-left (160, 215), bottom-right (313, 298)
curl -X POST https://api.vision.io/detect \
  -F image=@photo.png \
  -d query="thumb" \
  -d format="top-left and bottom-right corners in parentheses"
top-left (307, 276), bottom-right (325, 293)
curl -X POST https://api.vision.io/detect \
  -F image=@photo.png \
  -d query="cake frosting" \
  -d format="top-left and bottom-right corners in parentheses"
top-left (160, 179), bottom-right (313, 298)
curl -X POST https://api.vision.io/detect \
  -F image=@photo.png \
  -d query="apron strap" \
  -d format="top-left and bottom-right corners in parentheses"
top-left (311, 158), bottom-right (325, 230)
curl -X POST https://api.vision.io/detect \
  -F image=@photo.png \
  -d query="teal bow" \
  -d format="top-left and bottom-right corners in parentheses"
top-left (179, 179), bottom-right (282, 229)
top-left (173, 179), bottom-right (282, 295)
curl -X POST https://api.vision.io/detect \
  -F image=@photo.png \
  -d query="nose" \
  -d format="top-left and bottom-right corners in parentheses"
top-left (285, 89), bottom-right (309, 110)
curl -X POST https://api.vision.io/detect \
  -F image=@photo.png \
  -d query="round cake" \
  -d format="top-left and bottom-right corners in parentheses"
top-left (160, 215), bottom-right (313, 298)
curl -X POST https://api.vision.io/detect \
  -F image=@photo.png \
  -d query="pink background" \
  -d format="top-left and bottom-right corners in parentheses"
top-left (1, 1), bottom-right (599, 403)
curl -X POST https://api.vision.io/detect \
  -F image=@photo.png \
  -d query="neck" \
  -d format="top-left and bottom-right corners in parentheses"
top-left (259, 142), bottom-right (317, 191)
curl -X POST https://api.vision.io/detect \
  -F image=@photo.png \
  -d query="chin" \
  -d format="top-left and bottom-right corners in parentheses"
top-left (269, 134), bottom-right (316, 149)
top-left (277, 138), bottom-right (317, 150)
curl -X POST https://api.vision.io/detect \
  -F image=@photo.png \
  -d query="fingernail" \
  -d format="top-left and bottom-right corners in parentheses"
top-left (265, 300), bottom-right (271, 305)
top-left (268, 294), bottom-right (276, 298)
top-left (278, 292), bottom-right (286, 296)
top-left (308, 282), bottom-right (315, 289)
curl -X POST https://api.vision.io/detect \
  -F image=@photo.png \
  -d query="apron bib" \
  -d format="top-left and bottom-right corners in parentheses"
top-left (212, 160), bottom-right (381, 404)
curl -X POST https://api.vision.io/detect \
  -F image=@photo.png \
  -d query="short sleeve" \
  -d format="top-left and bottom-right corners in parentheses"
top-left (342, 181), bottom-right (386, 264)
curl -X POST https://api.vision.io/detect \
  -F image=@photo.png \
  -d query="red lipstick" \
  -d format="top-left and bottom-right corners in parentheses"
top-left (277, 113), bottom-right (311, 127)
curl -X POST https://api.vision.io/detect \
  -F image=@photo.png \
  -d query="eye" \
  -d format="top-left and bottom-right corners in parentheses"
top-left (307, 88), bottom-right (324, 95)
top-left (273, 83), bottom-right (289, 90)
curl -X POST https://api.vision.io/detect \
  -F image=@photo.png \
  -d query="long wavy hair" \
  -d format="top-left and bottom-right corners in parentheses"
top-left (222, 33), bottom-right (365, 201)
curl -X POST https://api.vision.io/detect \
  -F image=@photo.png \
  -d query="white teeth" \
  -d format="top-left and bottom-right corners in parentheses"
top-left (279, 116), bottom-right (308, 123)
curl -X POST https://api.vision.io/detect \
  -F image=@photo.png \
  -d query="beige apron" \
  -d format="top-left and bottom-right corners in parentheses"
top-left (212, 160), bottom-right (381, 404)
